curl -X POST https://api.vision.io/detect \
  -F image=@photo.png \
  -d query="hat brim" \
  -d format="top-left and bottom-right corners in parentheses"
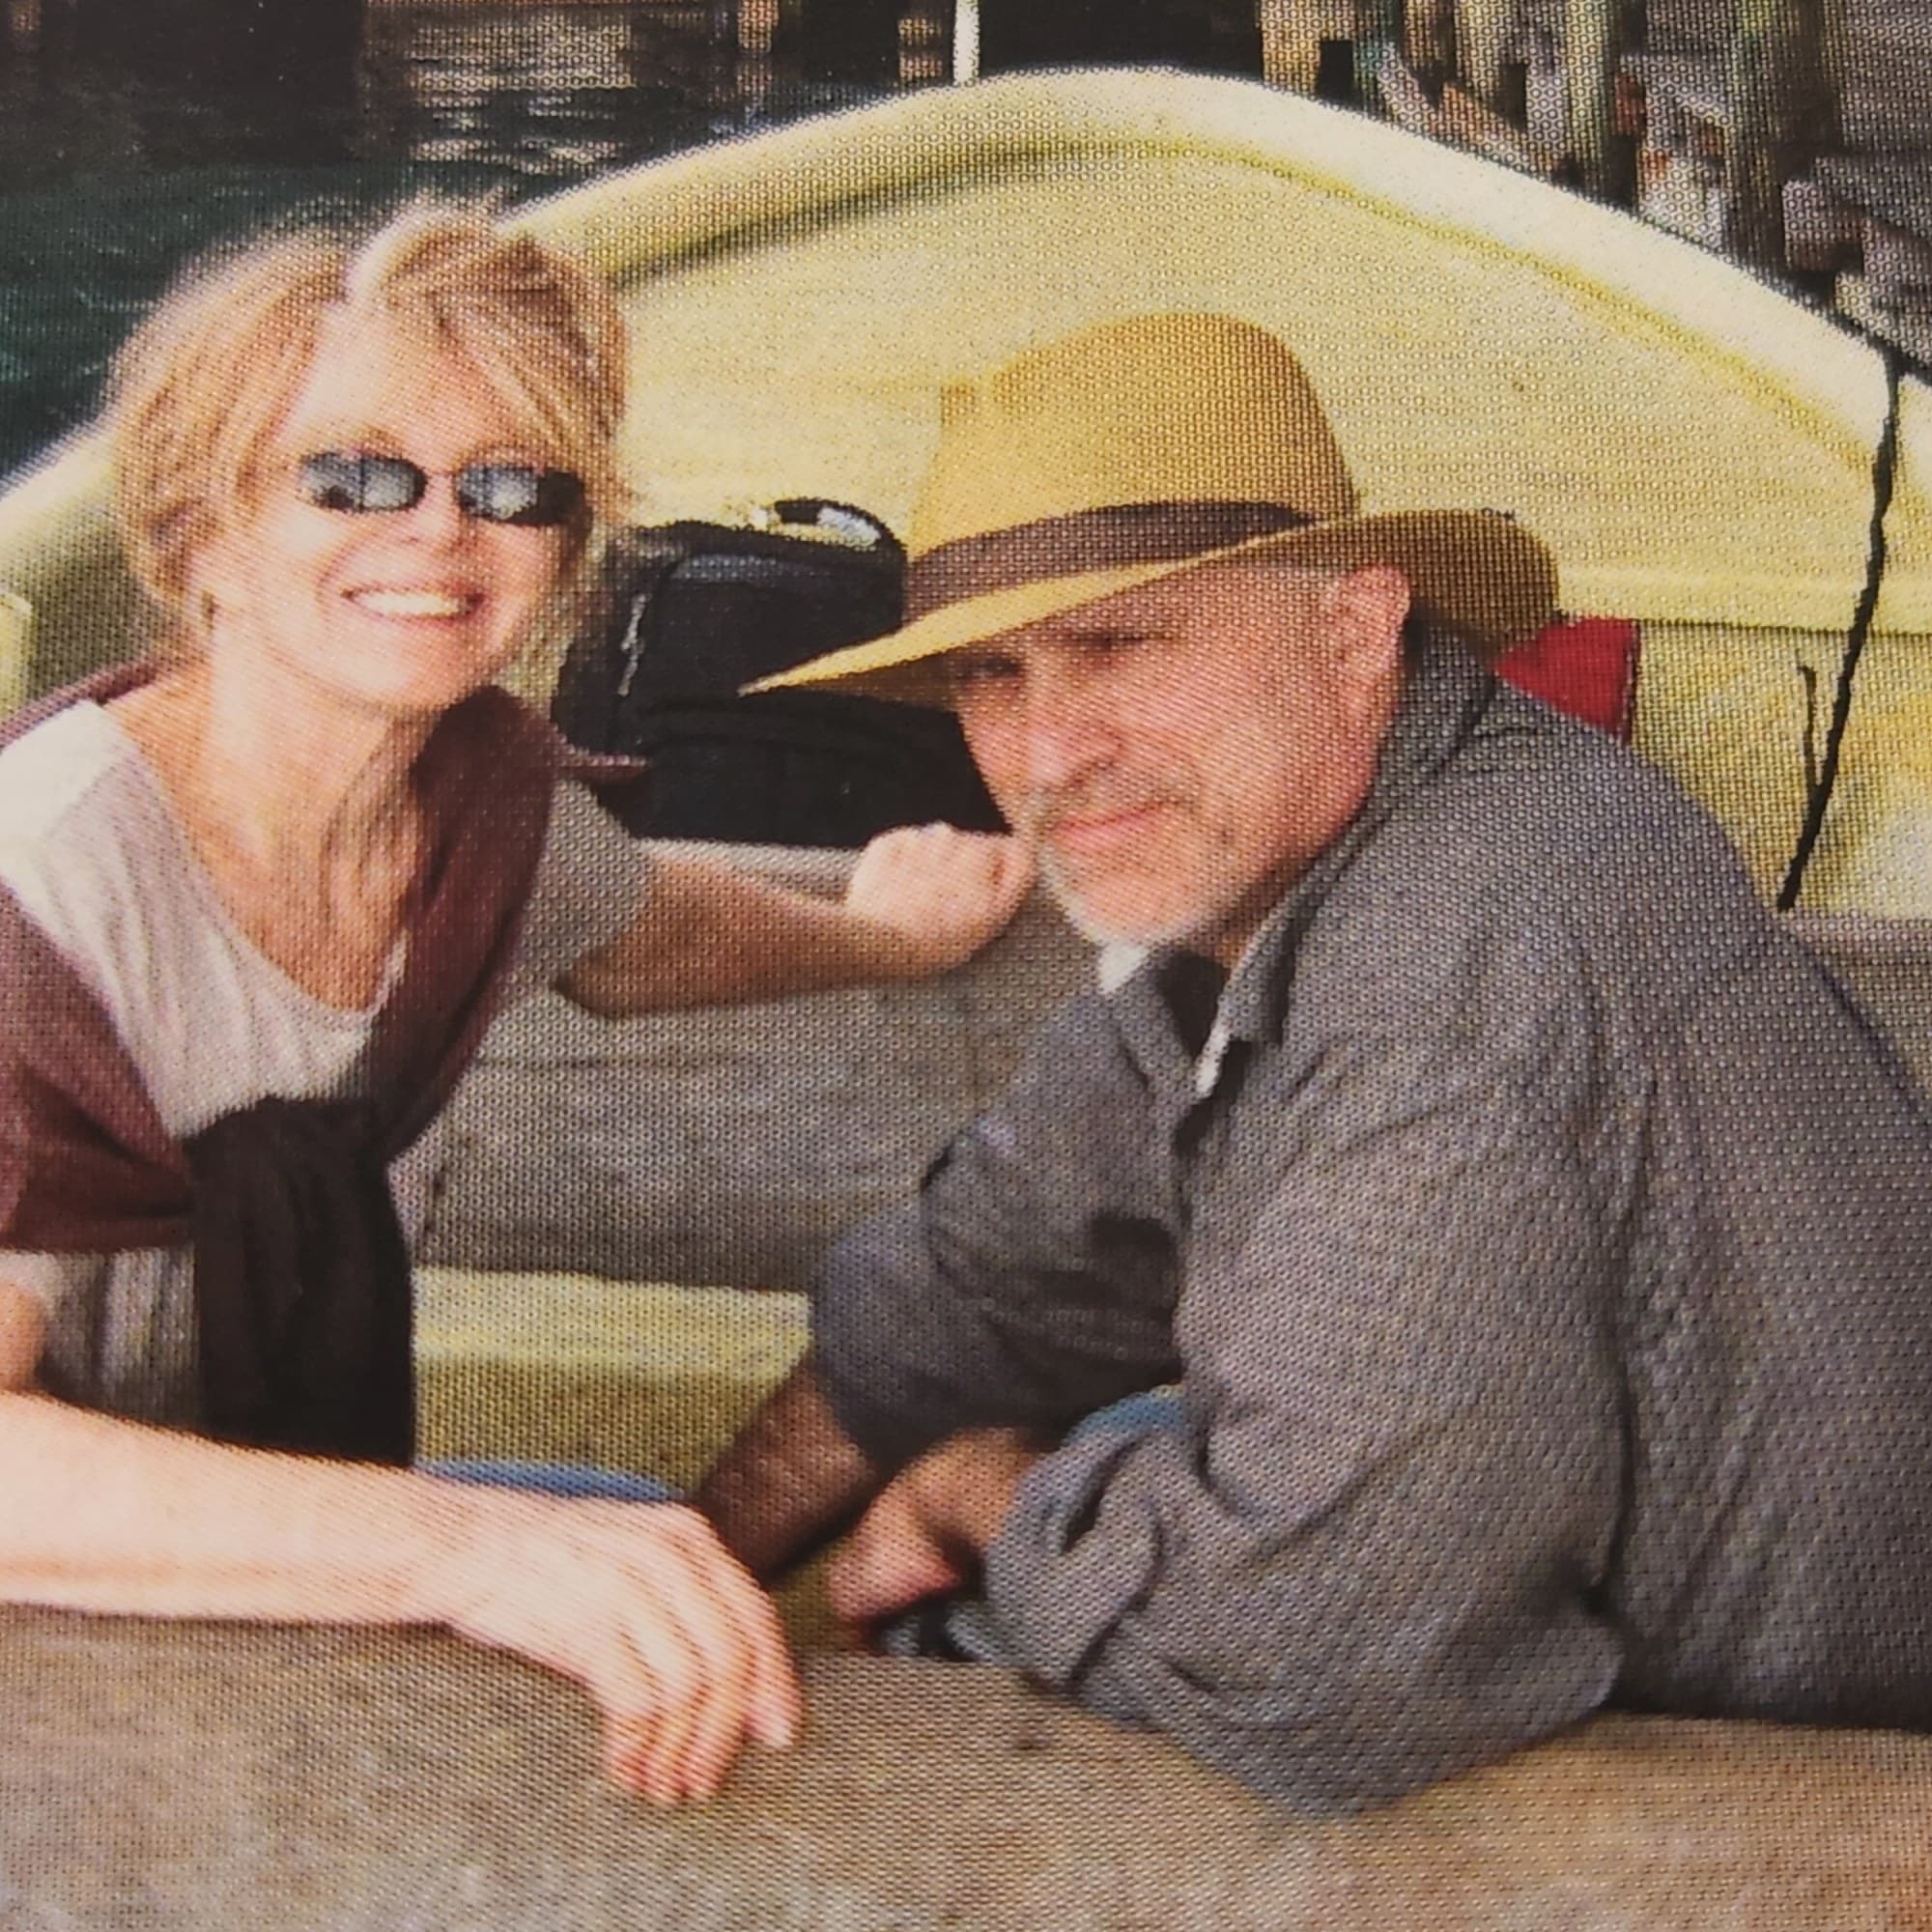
top-left (748, 510), bottom-right (1558, 705)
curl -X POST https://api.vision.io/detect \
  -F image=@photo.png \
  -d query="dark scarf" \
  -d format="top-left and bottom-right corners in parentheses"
top-left (0, 663), bottom-right (605, 1462)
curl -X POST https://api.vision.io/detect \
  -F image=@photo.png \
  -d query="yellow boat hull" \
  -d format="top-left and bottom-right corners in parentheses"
top-left (5, 68), bottom-right (1931, 907)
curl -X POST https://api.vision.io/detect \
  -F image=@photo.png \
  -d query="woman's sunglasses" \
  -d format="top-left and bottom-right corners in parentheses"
top-left (294, 451), bottom-right (586, 528)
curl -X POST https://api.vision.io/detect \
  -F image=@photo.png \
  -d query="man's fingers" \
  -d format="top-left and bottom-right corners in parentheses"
top-left (823, 1546), bottom-right (881, 1625)
top-left (825, 1492), bottom-right (970, 1626)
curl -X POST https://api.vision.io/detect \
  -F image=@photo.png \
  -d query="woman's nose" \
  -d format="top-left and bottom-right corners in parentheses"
top-left (400, 476), bottom-right (469, 540)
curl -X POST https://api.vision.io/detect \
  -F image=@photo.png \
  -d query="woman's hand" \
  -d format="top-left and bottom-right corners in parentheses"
top-left (423, 1492), bottom-right (801, 1805)
top-left (841, 825), bottom-right (1035, 979)
top-left (0, 1389), bottom-right (797, 1805)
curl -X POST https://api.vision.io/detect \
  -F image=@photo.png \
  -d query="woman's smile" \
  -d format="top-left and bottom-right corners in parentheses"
top-left (200, 309), bottom-right (568, 719)
top-left (343, 584), bottom-right (487, 621)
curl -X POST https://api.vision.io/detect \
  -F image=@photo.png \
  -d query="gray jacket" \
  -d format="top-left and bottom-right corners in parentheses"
top-left (814, 640), bottom-right (1932, 1811)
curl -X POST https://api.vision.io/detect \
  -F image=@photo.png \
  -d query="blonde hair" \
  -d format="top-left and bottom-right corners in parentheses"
top-left (108, 204), bottom-right (630, 630)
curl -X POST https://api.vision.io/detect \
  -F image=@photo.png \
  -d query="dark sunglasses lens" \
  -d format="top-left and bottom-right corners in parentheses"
top-left (454, 464), bottom-right (584, 527)
top-left (296, 453), bottom-right (425, 513)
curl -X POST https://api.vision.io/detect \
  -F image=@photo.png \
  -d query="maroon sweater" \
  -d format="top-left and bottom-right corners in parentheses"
top-left (0, 666), bottom-right (607, 1460)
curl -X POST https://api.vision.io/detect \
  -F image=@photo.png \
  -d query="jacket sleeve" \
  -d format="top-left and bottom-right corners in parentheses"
top-left (982, 1026), bottom-right (1629, 1813)
top-left (811, 990), bottom-right (1187, 1474)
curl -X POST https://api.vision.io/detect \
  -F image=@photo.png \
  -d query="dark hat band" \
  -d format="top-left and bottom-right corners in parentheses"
top-left (904, 500), bottom-right (1314, 620)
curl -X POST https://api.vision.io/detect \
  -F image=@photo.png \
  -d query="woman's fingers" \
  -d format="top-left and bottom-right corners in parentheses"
top-left (586, 1505), bottom-right (796, 1804)
top-left (424, 1490), bottom-right (800, 1804)
top-left (646, 1504), bottom-right (800, 1746)
top-left (612, 1510), bottom-right (762, 1803)
top-left (1007, 838), bottom-right (1038, 900)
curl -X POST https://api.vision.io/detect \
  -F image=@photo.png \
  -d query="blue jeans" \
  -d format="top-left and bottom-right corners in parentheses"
top-left (422, 1458), bottom-right (675, 1504)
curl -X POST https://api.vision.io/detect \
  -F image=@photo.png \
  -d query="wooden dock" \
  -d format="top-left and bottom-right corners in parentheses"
top-left (742, 0), bottom-right (1932, 368)
top-left (877, 1), bottom-right (1932, 366)
top-left (10, 0), bottom-right (1921, 365)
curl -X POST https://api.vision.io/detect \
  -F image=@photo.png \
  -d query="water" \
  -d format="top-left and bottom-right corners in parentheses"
top-left (0, 4), bottom-right (888, 478)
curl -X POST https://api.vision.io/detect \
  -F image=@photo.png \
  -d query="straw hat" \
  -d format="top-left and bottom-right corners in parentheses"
top-left (753, 313), bottom-right (1557, 703)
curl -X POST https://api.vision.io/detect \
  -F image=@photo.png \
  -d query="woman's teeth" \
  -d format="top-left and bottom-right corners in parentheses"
top-left (350, 588), bottom-right (476, 618)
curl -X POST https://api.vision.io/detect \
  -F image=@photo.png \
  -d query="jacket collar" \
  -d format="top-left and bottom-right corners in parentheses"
top-left (1112, 636), bottom-right (1499, 1085)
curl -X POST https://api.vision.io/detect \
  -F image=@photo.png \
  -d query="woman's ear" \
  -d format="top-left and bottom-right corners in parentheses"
top-left (186, 526), bottom-right (251, 636)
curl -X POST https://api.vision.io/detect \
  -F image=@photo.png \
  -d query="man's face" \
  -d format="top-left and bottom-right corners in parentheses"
top-left (948, 559), bottom-right (1406, 964)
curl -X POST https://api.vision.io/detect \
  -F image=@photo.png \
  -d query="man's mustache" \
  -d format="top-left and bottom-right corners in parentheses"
top-left (1011, 777), bottom-right (1192, 845)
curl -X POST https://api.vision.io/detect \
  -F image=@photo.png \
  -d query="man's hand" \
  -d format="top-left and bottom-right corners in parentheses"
top-left (841, 825), bottom-right (1035, 979)
top-left (825, 1429), bottom-right (1045, 1634)
top-left (824, 1476), bottom-right (973, 1631)
top-left (421, 1492), bottom-right (801, 1806)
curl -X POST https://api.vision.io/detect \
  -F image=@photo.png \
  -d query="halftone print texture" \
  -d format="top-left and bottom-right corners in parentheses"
top-left (6, 5), bottom-right (1932, 1925)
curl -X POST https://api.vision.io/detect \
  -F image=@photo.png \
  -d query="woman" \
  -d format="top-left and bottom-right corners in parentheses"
top-left (0, 209), bottom-right (1031, 1805)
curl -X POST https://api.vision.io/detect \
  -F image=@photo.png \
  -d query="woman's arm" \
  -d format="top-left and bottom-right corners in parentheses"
top-left (0, 1280), bottom-right (797, 1804)
top-left (559, 824), bottom-right (1034, 1017)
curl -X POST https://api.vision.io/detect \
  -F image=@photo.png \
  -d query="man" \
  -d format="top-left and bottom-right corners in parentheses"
top-left (694, 313), bottom-right (1932, 1811)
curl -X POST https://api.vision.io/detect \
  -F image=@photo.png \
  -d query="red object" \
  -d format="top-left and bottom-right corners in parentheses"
top-left (1494, 617), bottom-right (1640, 740)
